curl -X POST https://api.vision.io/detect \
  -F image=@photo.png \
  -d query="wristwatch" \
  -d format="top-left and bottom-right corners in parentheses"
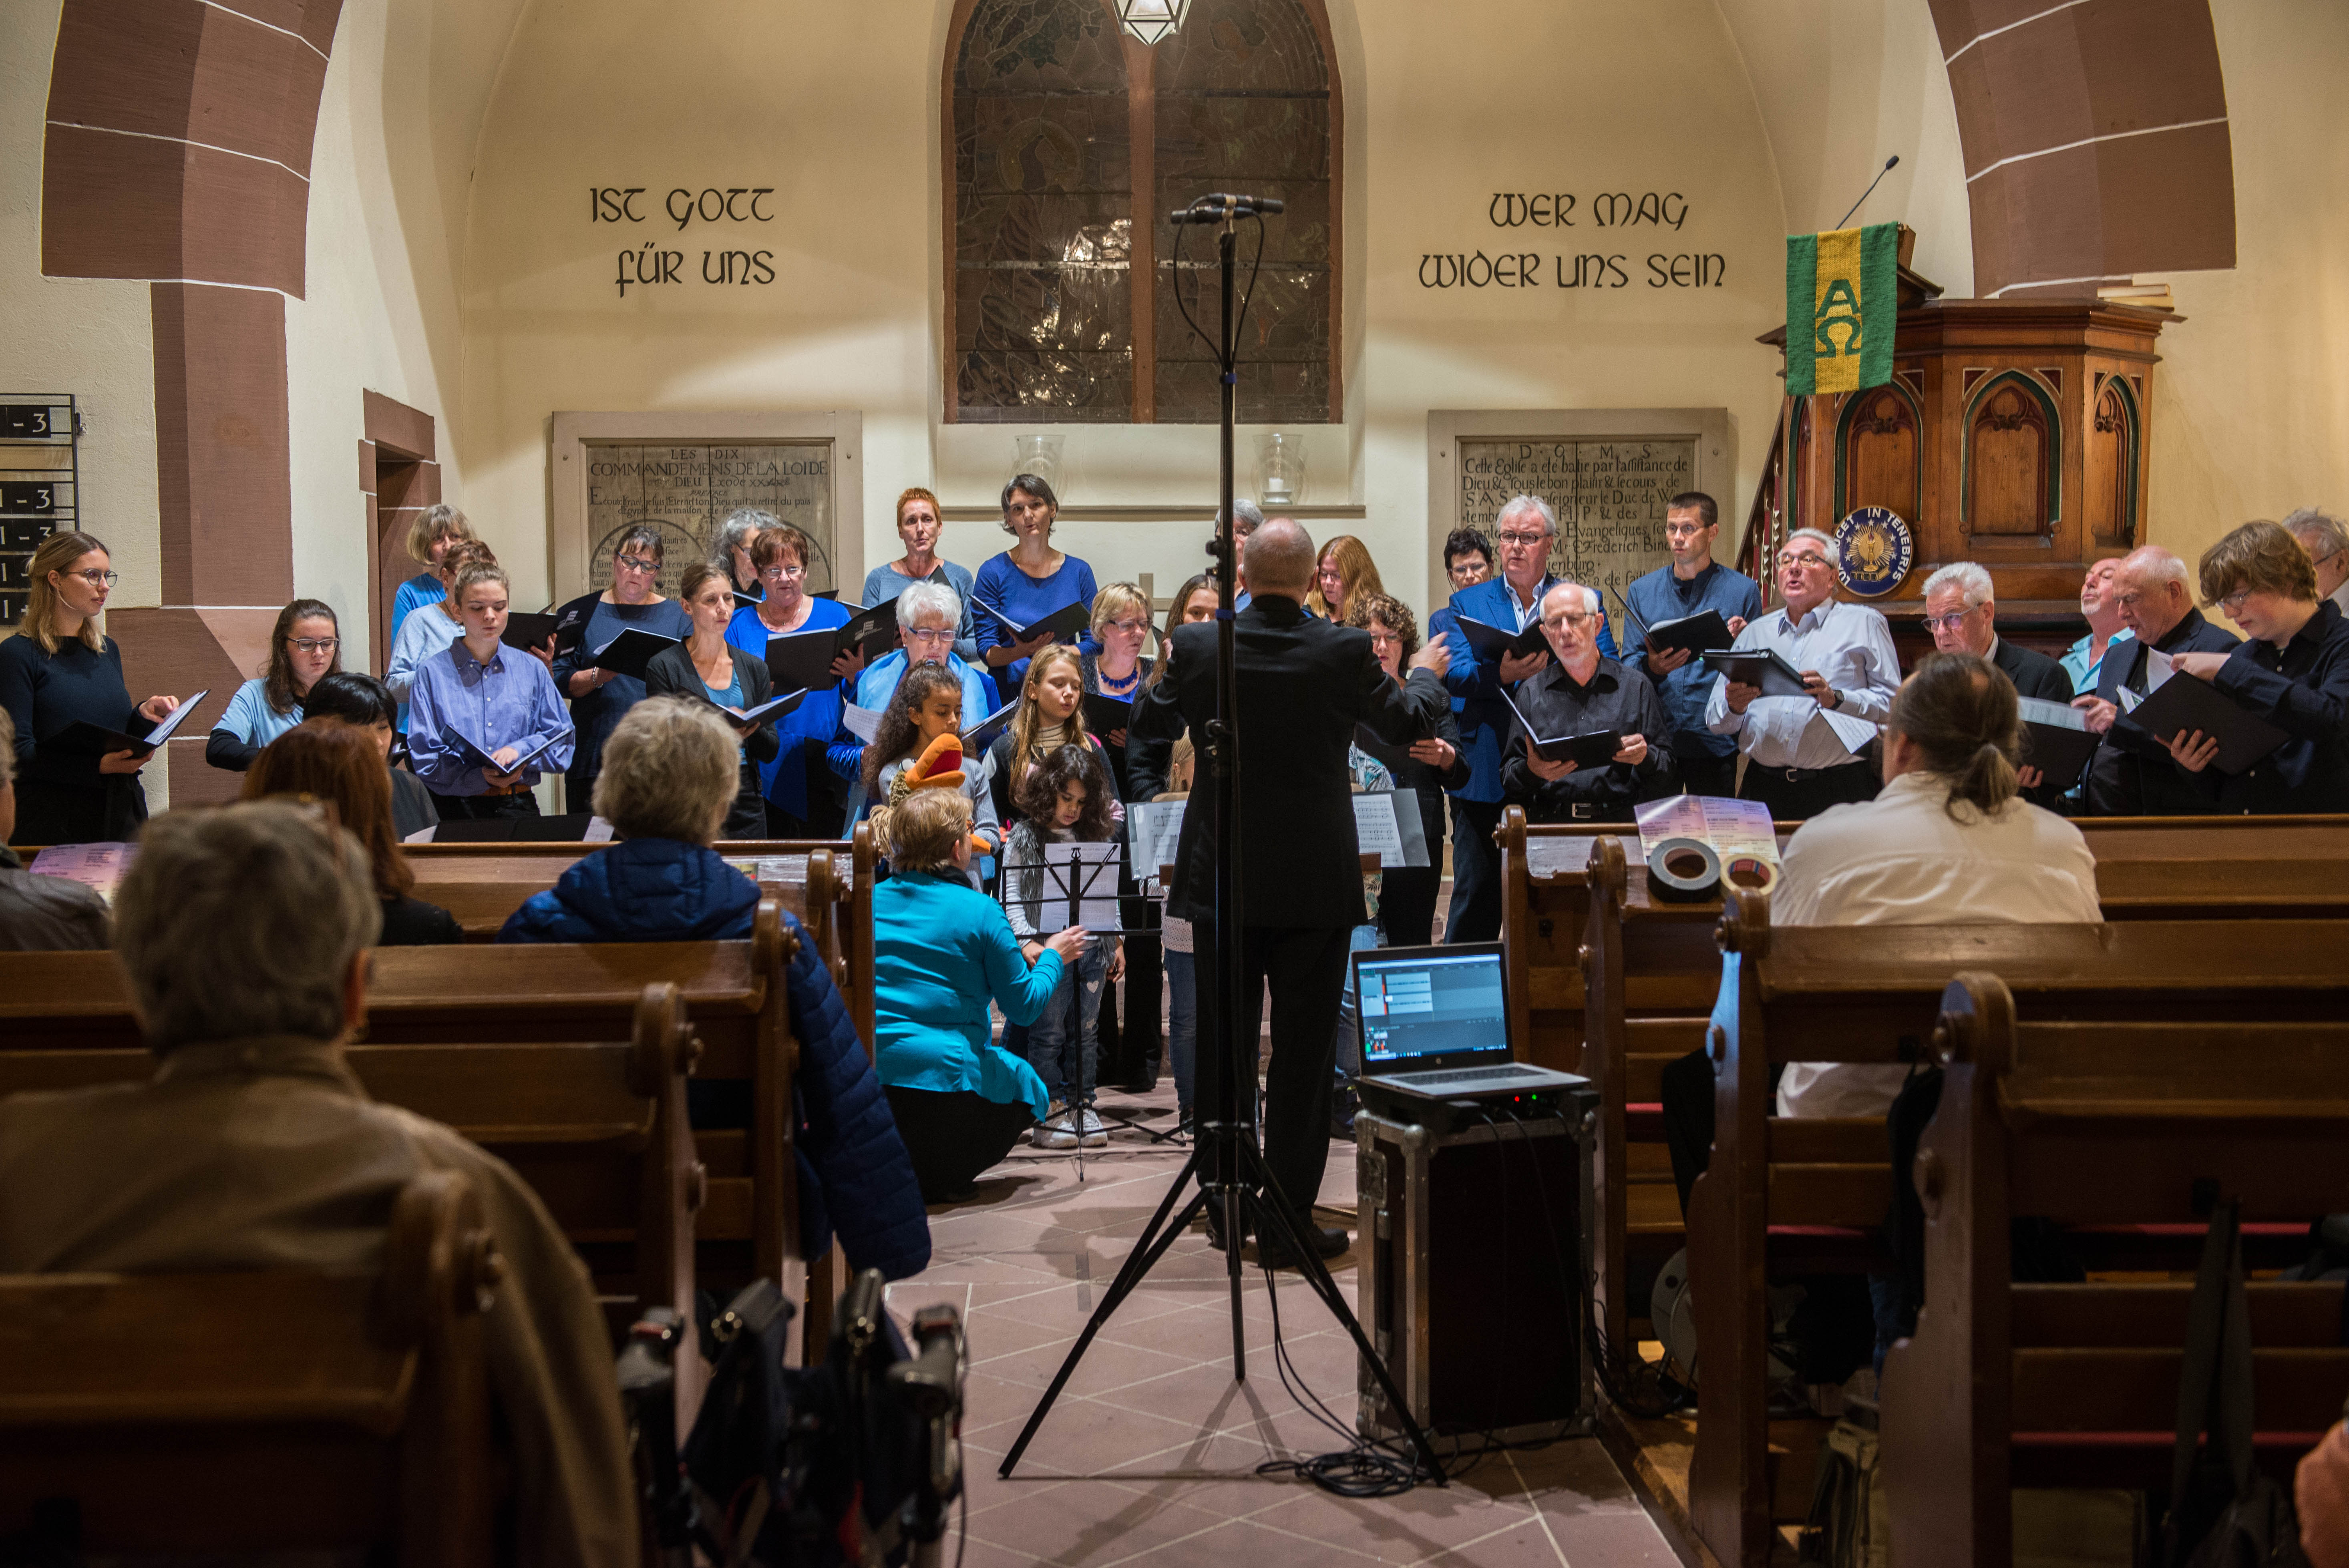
top-left (1826, 686), bottom-right (1842, 710)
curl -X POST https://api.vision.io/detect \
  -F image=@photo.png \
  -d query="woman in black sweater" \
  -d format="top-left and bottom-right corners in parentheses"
top-left (1347, 591), bottom-right (1472, 949)
top-left (0, 531), bottom-right (183, 846)
top-left (643, 563), bottom-right (783, 840)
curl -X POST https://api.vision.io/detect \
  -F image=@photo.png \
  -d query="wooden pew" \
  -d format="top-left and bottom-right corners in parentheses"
top-left (1884, 972), bottom-right (2349, 1566)
top-left (0, 982), bottom-right (706, 1429)
top-left (0, 901), bottom-right (810, 1323)
top-left (1686, 893), bottom-right (2349, 1567)
top-left (0, 1168), bottom-right (503, 1563)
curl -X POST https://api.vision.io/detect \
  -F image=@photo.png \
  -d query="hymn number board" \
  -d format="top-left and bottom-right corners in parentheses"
top-left (582, 440), bottom-right (837, 600)
top-left (0, 396), bottom-right (77, 626)
top-left (1456, 437), bottom-right (1693, 606)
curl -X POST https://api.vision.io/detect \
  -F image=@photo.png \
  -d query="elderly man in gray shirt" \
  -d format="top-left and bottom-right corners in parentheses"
top-left (1703, 527), bottom-right (1903, 819)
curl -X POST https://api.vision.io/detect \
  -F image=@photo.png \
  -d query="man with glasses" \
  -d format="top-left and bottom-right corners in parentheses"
top-left (2072, 544), bottom-right (2240, 816)
top-left (1920, 561), bottom-right (2073, 806)
top-left (2285, 508), bottom-right (2349, 617)
top-left (1438, 495), bottom-right (1617, 941)
top-left (1618, 491), bottom-right (1761, 798)
top-left (1703, 527), bottom-right (1901, 819)
top-left (1501, 584), bottom-right (1675, 822)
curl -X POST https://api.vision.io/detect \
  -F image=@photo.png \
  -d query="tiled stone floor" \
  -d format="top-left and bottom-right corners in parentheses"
top-left (880, 1082), bottom-right (1679, 1567)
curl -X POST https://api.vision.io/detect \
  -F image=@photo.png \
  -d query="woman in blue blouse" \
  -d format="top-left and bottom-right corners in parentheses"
top-left (548, 525), bottom-right (692, 816)
top-left (724, 523), bottom-right (857, 837)
top-left (872, 787), bottom-right (1088, 1202)
top-left (387, 504), bottom-right (475, 649)
top-left (205, 597), bottom-right (343, 772)
top-left (970, 474), bottom-right (1096, 693)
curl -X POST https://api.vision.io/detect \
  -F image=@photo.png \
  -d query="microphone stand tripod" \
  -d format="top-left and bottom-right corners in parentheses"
top-left (997, 195), bottom-right (1443, 1483)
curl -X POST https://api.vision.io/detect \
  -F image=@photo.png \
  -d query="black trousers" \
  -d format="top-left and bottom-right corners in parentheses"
top-left (1737, 758), bottom-right (1878, 821)
top-left (1099, 885), bottom-right (1164, 1089)
top-left (1673, 751), bottom-right (1738, 800)
top-left (1380, 867), bottom-right (1442, 949)
top-left (883, 1086), bottom-right (1037, 1204)
top-left (1444, 796), bottom-right (1504, 944)
top-left (1188, 912), bottom-right (1353, 1231)
top-left (429, 789), bottom-right (539, 820)
top-left (10, 776), bottom-right (145, 847)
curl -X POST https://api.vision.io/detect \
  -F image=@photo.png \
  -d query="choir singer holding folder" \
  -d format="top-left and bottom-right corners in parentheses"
top-left (1617, 492), bottom-right (1760, 799)
top-left (1501, 584), bottom-right (1675, 822)
top-left (407, 559), bottom-right (576, 821)
top-left (1703, 527), bottom-right (1901, 820)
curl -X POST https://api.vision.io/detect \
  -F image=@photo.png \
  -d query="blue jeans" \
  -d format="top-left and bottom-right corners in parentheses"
top-left (1332, 923), bottom-right (1382, 1082)
top-left (1028, 938), bottom-right (1111, 1107)
top-left (1164, 948), bottom-right (1197, 1117)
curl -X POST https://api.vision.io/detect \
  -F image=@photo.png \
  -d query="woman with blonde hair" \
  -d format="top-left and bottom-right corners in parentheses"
top-left (863, 487), bottom-right (979, 663)
top-left (388, 503), bottom-right (476, 647)
top-left (985, 643), bottom-right (1118, 833)
top-left (1309, 535), bottom-right (1384, 622)
top-left (0, 530), bottom-right (181, 845)
top-left (206, 597), bottom-right (343, 772)
top-left (1080, 582), bottom-right (1155, 792)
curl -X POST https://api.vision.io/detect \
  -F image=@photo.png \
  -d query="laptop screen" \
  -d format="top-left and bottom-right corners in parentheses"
top-left (1356, 944), bottom-right (1509, 1067)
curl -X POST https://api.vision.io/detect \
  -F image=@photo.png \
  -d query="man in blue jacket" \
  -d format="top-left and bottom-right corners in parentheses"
top-left (1439, 494), bottom-right (1614, 943)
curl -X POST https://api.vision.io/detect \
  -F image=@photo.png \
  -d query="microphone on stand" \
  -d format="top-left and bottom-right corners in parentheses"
top-left (1833, 156), bottom-right (1900, 230)
top-left (1168, 192), bottom-right (1285, 225)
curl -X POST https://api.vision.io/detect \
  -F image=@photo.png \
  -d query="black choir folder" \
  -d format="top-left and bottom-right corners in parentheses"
top-left (1455, 615), bottom-right (1549, 662)
top-left (2122, 673), bottom-right (2289, 776)
top-left (1080, 692), bottom-right (1132, 737)
top-left (2014, 697), bottom-right (2101, 788)
top-left (975, 598), bottom-right (1089, 646)
top-left (702, 688), bottom-right (806, 730)
top-left (50, 688), bottom-right (211, 758)
top-left (1610, 588), bottom-right (1731, 659)
top-left (499, 611), bottom-right (561, 653)
top-left (1699, 648), bottom-right (1810, 700)
top-left (587, 629), bottom-right (680, 682)
top-left (763, 604), bottom-right (899, 693)
top-left (447, 727), bottom-right (567, 776)
top-left (1500, 690), bottom-right (1621, 768)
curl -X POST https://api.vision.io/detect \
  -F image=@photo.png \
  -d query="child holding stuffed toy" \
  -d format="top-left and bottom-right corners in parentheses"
top-left (1004, 744), bottom-right (1124, 1148)
top-left (862, 663), bottom-right (1003, 882)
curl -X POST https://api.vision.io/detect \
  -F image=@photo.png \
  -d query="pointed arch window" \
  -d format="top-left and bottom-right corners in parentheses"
top-left (945, 0), bottom-right (1339, 424)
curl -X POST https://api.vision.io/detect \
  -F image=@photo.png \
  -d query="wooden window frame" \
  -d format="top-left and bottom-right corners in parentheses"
top-left (940, 0), bottom-right (1343, 426)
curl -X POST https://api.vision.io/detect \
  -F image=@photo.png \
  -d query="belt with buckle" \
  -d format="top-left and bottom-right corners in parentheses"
top-left (1569, 802), bottom-right (1596, 820)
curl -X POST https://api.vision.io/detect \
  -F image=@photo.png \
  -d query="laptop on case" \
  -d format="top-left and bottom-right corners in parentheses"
top-left (1351, 943), bottom-right (1585, 1126)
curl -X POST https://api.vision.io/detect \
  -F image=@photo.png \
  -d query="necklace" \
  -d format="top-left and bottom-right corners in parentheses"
top-left (1096, 662), bottom-right (1140, 696)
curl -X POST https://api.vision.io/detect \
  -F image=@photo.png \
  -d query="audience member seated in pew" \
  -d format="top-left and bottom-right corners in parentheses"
top-left (872, 786), bottom-right (1085, 1202)
top-left (1662, 652), bottom-right (2102, 1379)
top-left (245, 721), bottom-right (461, 946)
top-left (0, 801), bottom-right (636, 1566)
top-left (2308, 1404), bottom-right (2349, 1568)
top-left (498, 696), bottom-right (931, 1278)
top-left (301, 670), bottom-right (439, 840)
top-left (0, 708), bottom-right (108, 949)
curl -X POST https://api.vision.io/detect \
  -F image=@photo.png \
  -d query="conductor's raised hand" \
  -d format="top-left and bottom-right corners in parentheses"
top-left (1522, 736), bottom-right (1574, 782)
top-left (1497, 647), bottom-right (1548, 683)
top-left (1045, 926), bottom-right (1090, 964)
top-left (1645, 644), bottom-right (1694, 675)
top-left (1612, 733), bottom-right (1649, 767)
top-left (1406, 736), bottom-right (1456, 769)
top-left (1408, 639), bottom-right (1452, 678)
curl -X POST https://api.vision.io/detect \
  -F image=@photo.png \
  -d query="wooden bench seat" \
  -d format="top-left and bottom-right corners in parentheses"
top-left (0, 1168), bottom-right (503, 1563)
top-left (1681, 895), bottom-right (2349, 1566)
top-left (1884, 977), bottom-right (2349, 1564)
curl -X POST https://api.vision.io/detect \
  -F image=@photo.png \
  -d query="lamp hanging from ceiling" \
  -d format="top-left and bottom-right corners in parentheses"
top-left (1117, 0), bottom-right (1190, 46)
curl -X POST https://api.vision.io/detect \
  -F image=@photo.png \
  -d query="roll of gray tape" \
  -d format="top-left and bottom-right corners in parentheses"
top-left (1647, 837), bottom-right (1723, 903)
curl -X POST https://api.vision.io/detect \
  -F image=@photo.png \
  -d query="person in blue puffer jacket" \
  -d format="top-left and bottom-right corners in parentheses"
top-left (499, 696), bottom-right (928, 1280)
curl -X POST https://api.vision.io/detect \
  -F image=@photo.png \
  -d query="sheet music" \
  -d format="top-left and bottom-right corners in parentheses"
top-left (1818, 707), bottom-right (1882, 757)
top-left (841, 702), bottom-right (886, 744)
top-left (403, 825), bottom-right (437, 844)
top-left (1634, 794), bottom-right (1782, 866)
top-left (2143, 646), bottom-right (2176, 693)
top-left (1351, 791), bottom-right (1432, 868)
top-left (1043, 840), bottom-right (1124, 929)
top-left (1126, 799), bottom-right (1187, 880)
top-left (585, 816), bottom-right (616, 843)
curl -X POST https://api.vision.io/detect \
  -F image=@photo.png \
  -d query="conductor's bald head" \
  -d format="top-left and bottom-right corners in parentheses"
top-left (1243, 518), bottom-right (1316, 599)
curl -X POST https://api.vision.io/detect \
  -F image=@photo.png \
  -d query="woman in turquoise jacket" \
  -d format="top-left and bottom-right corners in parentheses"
top-left (872, 787), bottom-right (1089, 1202)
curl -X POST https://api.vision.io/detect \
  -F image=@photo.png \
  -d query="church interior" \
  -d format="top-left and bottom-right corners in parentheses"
top-left (4, 0), bottom-right (2348, 1563)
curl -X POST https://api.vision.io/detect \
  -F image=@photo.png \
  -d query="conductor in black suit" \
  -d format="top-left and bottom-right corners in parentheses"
top-left (1920, 562), bottom-right (2074, 807)
top-left (1129, 520), bottom-right (1451, 1261)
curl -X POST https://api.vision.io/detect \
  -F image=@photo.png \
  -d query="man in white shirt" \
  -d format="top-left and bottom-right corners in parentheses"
top-left (2286, 508), bottom-right (2349, 618)
top-left (1703, 527), bottom-right (1902, 819)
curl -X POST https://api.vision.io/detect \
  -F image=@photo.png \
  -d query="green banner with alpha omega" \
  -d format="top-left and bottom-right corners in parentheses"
top-left (1784, 222), bottom-right (1898, 396)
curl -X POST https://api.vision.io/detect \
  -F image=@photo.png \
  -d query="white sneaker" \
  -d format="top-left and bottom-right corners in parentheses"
top-left (1034, 1116), bottom-right (1078, 1149)
top-left (1075, 1109), bottom-right (1108, 1147)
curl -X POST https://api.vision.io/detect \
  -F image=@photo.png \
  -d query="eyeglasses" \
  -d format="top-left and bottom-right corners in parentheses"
top-left (1663, 522), bottom-right (1708, 539)
top-left (1366, 631), bottom-right (1403, 648)
top-left (905, 626), bottom-right (953, 645)
top-left (1545, 611), bottom-right (1596, 630)
top-left (288, 637), bottom-right (341, 654)
top-left (1102, 618), bottom-right (1148, 635)
top-left (615, 554), bottom-right (660, 574)
top-left (65, 568), bottom-right (119, 588)
top-left (1920, 605), bottom-right (1982, 633)
top-left (2219, 587), bottom-right (2254, 614)
top-left (759, 561), bottom-right (807, 581)
top-left (1777, 551), bottom-right (1832, 570)
top-left (1497, 530), bottom-right (1548, 548)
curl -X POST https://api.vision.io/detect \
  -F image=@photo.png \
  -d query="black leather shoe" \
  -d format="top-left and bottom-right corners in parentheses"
top-left (1257, 1223), bottom-right (1350, 1266)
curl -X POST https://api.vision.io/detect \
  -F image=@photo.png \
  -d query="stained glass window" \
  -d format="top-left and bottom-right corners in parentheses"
top-left (947, 0), bottom-right (1336, 425)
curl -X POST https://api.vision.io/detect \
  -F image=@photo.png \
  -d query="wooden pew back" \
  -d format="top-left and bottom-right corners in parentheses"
top-left (0, 1169), bottom-right (503, 1564)
top-left (1687, 895), bottom-right (2349, 1568)
top-left (1883, 975), bottom-right (2349, 1566)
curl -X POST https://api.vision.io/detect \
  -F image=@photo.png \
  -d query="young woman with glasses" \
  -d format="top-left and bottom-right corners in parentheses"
top-left (0, 530), bottom-right (183, 846)
top-left (205, 598), bottom-right (344, 773)
top-left (550, 523), bottom-right (694, 815)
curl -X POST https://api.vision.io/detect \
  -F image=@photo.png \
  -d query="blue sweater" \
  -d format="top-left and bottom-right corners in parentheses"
top-left (728, 597), bottom-right (851, 820)
top-left (390, 572), bottom-right (441, 649)
top-left (969, 551), bottom-right (1098, 692)
top-left (1618, 561), bottom-right (1763, 762)
top-left (872, 870), bottom-right (1060, 1120)
top-left (498, 836), bottom-right (929, 1278)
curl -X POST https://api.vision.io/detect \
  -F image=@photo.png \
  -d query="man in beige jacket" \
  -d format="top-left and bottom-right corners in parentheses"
top-left (0, 800), bottom-right (636, 1566)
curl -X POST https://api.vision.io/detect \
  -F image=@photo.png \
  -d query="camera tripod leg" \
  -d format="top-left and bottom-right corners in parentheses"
top-left (997, 1151), bottom-right (1213, 1477)
top-left (1239, 1140), bottom-right (1448, 1482)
